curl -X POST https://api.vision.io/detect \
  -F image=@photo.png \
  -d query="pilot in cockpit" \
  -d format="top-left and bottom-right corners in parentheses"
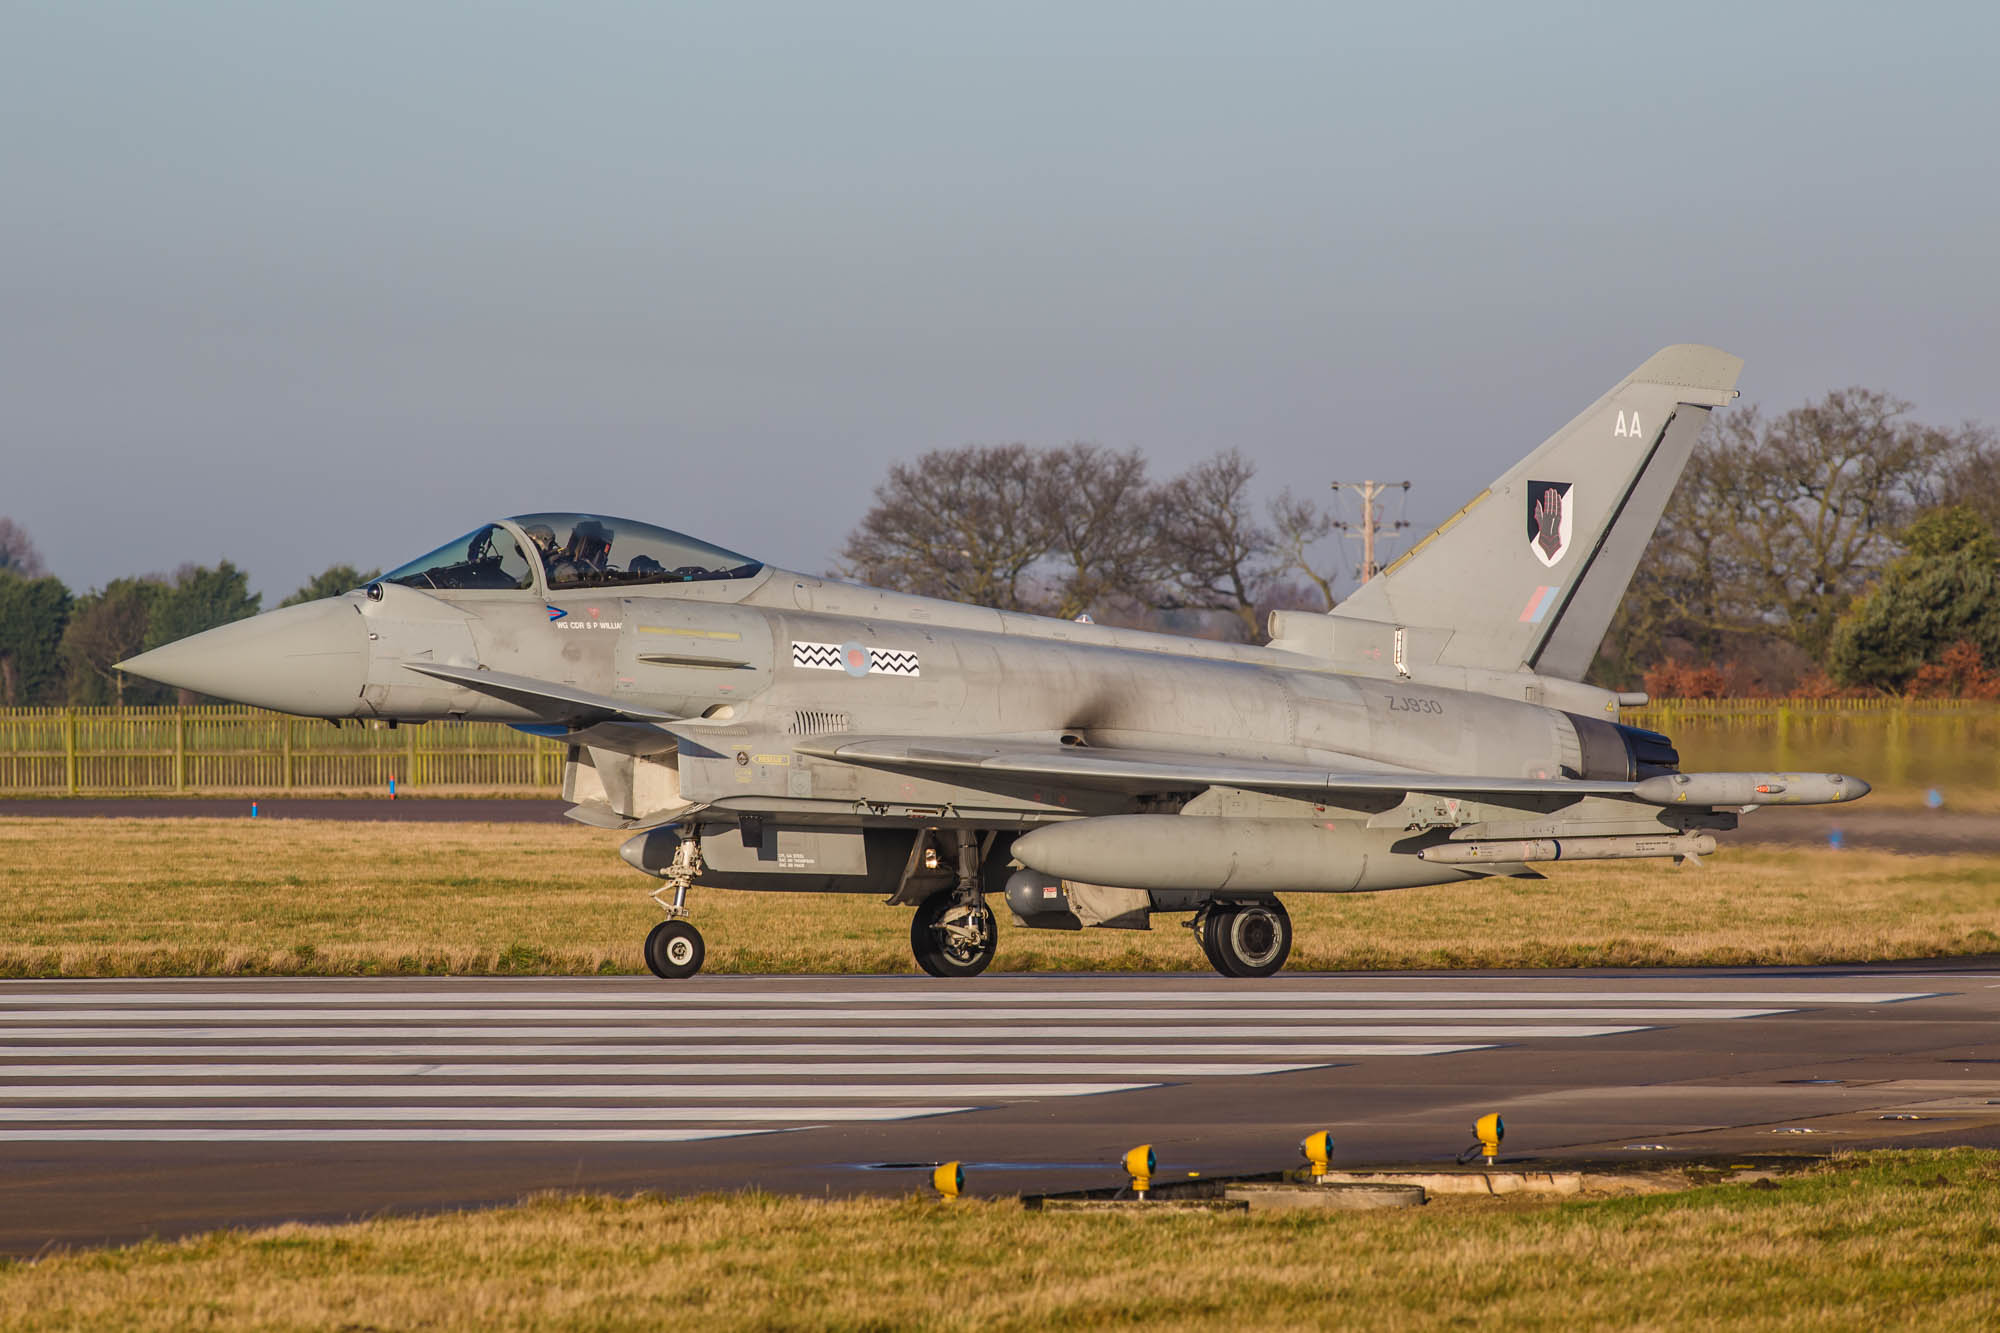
top-left (522, 523), bottom-right (558, 563)
top-left (547, 519), bottom-right (614, 586)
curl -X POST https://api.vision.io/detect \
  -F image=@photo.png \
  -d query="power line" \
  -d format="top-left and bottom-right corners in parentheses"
top-left (1329, 480), bottom-right (1412, 583)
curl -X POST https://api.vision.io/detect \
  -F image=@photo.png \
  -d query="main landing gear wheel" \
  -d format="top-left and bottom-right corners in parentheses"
top-left (911, 891), bottom-right (998, 978)
top-left (1201, 900), bottom-right (1292, 978)
top-left (644, 919), bottom-right (705, 979)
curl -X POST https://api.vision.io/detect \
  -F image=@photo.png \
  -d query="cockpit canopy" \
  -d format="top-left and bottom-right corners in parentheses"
top-left (381, 515), bottom-right (763, 593)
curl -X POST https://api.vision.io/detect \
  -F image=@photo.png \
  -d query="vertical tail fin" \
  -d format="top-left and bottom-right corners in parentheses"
top-left (1324, 344), bottom-right (1742, 680)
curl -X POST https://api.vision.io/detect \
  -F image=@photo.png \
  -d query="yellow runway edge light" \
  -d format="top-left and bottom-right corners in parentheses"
top-left (1475, 1113), bottom-right (1505, 1164)
top-left (1300, 1130), bottom-right (1333, 1181)
top-left (1124, 1144), bottom-right (1155, 1198)
top-left (932, 1161), bottom-right (963, 1200)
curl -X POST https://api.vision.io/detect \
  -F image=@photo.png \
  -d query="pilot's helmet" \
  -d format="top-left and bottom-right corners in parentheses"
top-left (523, 523), bottom-right (557, 555)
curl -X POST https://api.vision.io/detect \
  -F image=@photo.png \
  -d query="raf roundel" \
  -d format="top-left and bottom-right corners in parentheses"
top-left (841, 643), bottom-right (870, 677)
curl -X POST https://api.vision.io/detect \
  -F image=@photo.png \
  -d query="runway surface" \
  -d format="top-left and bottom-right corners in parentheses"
top-left (4, 968), bottom-right (1999, 1252)
top-left (6, 798), bottom-right (1990, 852)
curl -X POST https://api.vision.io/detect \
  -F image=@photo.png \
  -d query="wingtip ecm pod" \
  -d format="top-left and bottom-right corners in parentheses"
top-left (1633, 772), bottom-right (1870, 806)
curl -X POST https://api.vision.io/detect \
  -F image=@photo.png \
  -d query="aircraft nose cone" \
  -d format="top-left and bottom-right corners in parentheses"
top-left (118, 597), bottom-right (368, 716)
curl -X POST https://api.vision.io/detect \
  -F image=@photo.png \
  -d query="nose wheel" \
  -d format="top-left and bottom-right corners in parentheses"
top-left (644, 919), bottom-right (705, 979)
top-left (642, 835), bottom-right (706, 979)
top-left (1197, 899), bottom-right (1292, 978)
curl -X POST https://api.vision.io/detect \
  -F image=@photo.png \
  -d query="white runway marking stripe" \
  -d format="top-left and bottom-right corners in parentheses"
top-left (0, 1129), bottom-right (766, 1143)
top-left (0, 1062), bottom-right (1324, 1079)
top-left (0, 1043), bottom-right (1497, 1058)
top-left (0, 1006), bottom-right (1794, 1023)
top-left (0, 1105), bottom-right (969, 1123)
top-left (0, 1024), bottom-right (1653, 1040)
top-left (0, 990), bottom-right (1940, 1005)
top-left (0, 1096), bottom-right (972, 1120)
top-left (0, 1083), bottom-right (1153, 1101)
top-left (0, 982), bottom-right (1821, 1146)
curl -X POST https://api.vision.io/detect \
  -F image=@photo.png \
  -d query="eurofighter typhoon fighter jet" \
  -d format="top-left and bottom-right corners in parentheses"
top-left (121, 346), bottom-right (1867, 979)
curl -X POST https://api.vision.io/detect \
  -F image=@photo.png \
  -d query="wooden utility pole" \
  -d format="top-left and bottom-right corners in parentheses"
top-left (1330, 480), bottom-right (1411, 582)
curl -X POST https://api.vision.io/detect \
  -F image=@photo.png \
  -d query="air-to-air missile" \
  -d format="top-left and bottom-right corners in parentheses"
top-left (120, 344), bottom-right (1870, 979)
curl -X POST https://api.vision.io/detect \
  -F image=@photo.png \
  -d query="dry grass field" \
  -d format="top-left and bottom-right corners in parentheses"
top-left (1, 817), bottom-right (1997, 976)
top-left (1, 1152), bottom-right (1996, 1330)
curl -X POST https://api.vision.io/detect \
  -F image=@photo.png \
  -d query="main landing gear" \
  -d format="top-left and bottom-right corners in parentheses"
top-left (1194, 899), bottom-right (1293, 978)
top-left (908, 829), bottom-right (999, 978)
top-left (910, 890), bottom-right (998, 978)
top-left (643, 835), bottom-right (706, 979)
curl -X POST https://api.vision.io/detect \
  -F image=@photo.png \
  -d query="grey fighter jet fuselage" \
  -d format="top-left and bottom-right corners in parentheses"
top-left (120, 345), bottom-right (1868, 978)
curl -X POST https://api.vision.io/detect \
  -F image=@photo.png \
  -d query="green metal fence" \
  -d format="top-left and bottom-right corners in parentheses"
top-left (0, 700), bottom-right (1992, 796)
top-left (0, 707), bottom-right (565, 795)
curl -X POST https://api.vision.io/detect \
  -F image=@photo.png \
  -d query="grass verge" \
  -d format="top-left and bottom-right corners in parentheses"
top-left (2, 818), bottom-right (1998, 976)
top-left (3, 1152), bottom-right (1997, 1330)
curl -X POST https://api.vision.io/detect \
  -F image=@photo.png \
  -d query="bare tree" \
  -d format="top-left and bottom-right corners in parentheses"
top-left (1715, 390), bottom-right (1971, 657)
top-left (1610, 388), bottom-right (1989, 680)
top-left (0, 518), bottom-right (45, 578)
top-left (1154, 450), bottom-right (1275, 641)
top-left (837, 445), bottom-right (1056, 611)
top-left (1267, 488), bottom-right (1341, 611)
top-left (1032, 443), bottom-right (1162, 620)
top-left (1939, 430), bottom-right (2000, 535)
top-left (840, 442), bottom-right (1338, 641)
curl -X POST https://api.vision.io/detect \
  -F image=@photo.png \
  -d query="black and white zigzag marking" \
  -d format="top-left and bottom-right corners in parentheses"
top-left (789, 640), bottom-right (921, 677)
top-left (866, 649), bottom-right (921, 677)
top-left (791, 641), bottom-right (846, 670)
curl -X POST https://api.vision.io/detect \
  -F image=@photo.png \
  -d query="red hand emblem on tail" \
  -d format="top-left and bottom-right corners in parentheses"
top-left (1534, 486), bottom-right (1564, 559)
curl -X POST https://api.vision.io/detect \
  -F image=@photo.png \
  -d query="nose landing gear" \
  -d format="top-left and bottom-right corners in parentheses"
top-left (644, 919), bottom-right (704, 979)
top-left (642, 836), bottom-right (706, 980)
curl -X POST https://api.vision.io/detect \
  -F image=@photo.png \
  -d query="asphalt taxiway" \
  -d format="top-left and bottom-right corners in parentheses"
top-left (3, 966), bottom-right (1998, 1253)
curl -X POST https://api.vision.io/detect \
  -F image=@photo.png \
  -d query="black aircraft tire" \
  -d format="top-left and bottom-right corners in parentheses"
top-left (1209, 900), bottom-right (1292, 979)
top-left (644, 920), bottom-right (705, 979)
top-left (910, 893), bottom-right (998, 979)
top-left (1199, 911), bottom-right (1242, 978)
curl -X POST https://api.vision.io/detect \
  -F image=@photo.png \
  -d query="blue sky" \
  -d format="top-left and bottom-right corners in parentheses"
top-left (5, 1), bottom-right (1997, 600)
